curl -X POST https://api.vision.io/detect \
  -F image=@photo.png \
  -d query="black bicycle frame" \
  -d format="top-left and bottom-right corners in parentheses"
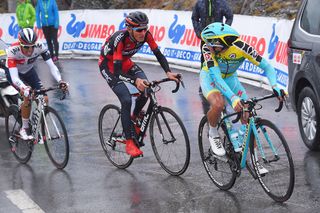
top-left (135, 90), bottom-right (175, 146)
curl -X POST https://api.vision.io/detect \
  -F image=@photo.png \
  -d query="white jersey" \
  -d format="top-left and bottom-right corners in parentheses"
top-left (6, 41), bottom-right (61, 89)
top-left (7, 41), bottom-right (50, 74)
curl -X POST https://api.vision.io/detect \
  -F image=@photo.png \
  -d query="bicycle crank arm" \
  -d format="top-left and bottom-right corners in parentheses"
top-left (266, 155), bottom-right (280, 163)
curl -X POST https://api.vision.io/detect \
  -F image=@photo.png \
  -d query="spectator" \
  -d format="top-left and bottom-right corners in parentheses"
top-left (16, 0), bottom-right (36, 29)
top-left (191, 0), bottom-right (233, 114)
top-left (36, 0), bottom-right (60, 62)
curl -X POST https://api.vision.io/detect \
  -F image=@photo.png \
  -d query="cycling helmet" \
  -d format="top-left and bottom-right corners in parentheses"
top-left (201, 22), bottom-right (239, 50)
top-left (18, 28), bottom-right (37, 46)
top-left (125, 11), bottom-right (149, 28)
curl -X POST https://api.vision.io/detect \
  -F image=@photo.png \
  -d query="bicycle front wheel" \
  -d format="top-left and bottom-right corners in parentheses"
top-left (42, 106), bottom-right (69, 169)
top-left (198, 116), bottom-right (237, 190)
top-left (5, 105), bottom-right (32, 163)
top-left (249, 119), bottom-right (295, 202)
top-left (98, 104), bottom-right (133, 169)
top-left (149, 107), bottom-right (190, 176)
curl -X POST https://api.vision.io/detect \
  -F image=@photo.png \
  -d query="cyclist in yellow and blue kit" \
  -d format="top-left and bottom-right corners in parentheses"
top-left (200, 22), bottom-right (285, 165)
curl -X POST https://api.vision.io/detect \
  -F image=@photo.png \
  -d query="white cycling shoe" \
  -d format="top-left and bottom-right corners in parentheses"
top-left (256, 161), bottom-right (269, 175)
top-left (19, 128), bottom-right (34, 141)
top-left (209, 136), bottom-right (226, 156)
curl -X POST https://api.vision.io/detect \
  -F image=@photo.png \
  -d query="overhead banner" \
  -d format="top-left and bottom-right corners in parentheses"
top-left (0, 9), bottom-right (293, 88)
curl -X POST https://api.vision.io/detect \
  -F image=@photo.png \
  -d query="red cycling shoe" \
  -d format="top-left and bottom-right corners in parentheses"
top-left (125, 139), bottom-right (143, 157)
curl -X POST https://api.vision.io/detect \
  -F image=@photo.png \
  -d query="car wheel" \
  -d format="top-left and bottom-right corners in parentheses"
top-left (297, 87), bottom-right (320, 151)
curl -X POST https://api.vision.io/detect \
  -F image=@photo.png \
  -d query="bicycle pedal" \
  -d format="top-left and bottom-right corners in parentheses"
top-left (132, 154), bottom-right (143, 159)
top-left (138, 142), bottom-right (145, 147)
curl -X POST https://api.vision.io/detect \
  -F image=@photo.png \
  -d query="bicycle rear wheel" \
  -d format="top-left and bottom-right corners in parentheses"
top-left (198, 116), bottom-right (237, 190)
top-left (42, 106), bottom-right (69, 169)
top-left (149, 107), bottom-right (190, 176)
top-left (249, 119), bottom-right (295, 202)
top-left (5, 105), bottom-right (33, 163)
top-left (98, 104), bottom-right (133, 169)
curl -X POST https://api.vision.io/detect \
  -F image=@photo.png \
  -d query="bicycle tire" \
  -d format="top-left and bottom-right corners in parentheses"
top-left (198, 116), bottom-right (237, 190)
top-left (5, 104), bottom-right (33, 163)
top-left (98, 104), bottom-right (133, 169)
top-left (42, 106), bottom-right (69, 169)
top-left (249, 119), bottom-right (295, 202)
top-left (149, 107), bottom-right (190, 176)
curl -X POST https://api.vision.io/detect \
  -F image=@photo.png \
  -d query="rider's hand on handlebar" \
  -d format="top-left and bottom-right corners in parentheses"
top-left (20, 86), bottom-right (31, 98)
top-left (135, 78), bottom-right (149, 92)
top-left (59, 80), bottom-right (69, 92)
top-left (166, 71), bottom-right (181, 83)
top-left (272, 86), bottom-right (287, 102)
top-left (231, 96), bottom-right (243, 112)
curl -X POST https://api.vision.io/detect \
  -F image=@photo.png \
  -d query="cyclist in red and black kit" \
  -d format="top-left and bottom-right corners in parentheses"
top-left (98, 11), bottom-right (180, 158)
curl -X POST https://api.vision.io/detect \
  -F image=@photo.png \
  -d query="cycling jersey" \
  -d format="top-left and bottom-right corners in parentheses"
top-left (6, 41), bottom-right (61, 89)
top-left (200, 39), bottom-right (277, 103)
top-left (98, 29), bottom-right (170, 84)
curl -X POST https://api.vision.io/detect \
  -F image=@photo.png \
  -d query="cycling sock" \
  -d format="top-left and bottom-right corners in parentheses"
top-left (22, 118), bottom-right (29, 129)
top-left (209, 125), bottom-right (219, 138)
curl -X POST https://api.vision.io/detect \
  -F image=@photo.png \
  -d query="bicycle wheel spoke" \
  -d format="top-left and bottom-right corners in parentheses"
top-left (98, 105), bottom-right (133, 169)
top-left (198, 116), bottom-right (236, 190)
top-left (5, 107), bottom-right (33, 163)
top-left (150, 107), bottom-right (190, 176)
top-left (250, 120), bottom-right (294, 202)
top-left (43, 107), bottom-right (69, 169)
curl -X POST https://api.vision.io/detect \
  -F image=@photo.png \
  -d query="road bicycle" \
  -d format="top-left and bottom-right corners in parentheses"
top-left (5, 86), bottom-right (69, 169)
top-left (98, 77), bottom-right (190, 176)
top-left (198, 94), bottom-right (295, 202)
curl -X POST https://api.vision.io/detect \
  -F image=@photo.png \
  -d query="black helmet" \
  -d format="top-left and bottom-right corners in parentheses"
top-left (125, 11), bottom-right (149, 28)
top-left (18, 28), bottom-right (37, 46)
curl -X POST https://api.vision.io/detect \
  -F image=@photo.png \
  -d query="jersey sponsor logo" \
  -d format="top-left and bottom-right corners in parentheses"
top-left (103, 43), bottom-right (111, 55)
top-left (123, 49), bottom-right (139, 56)
top-left (229, 53), bottom-right (236, 59)
top-left (27, 56), bottom-right (38, 64)
top-left (119, 75), bottom-right (134, 84)
top-left (204, 53), bottom-right (211, 61)
top-left (114, 33), bottom-right (124, 48)
top-left (10, 47), bottom-right (20, 55)
top-left (234, 40), bottom-right (262, 62)
top-left (101, 69), bottom-right (112, 83)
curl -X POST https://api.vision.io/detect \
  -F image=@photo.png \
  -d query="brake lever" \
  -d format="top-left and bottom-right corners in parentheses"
top-left (180, 79), bottom-right (185, 89)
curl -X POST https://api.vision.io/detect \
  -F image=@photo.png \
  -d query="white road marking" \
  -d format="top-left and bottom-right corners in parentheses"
top-left (5, 189), bottom-right (45, 213)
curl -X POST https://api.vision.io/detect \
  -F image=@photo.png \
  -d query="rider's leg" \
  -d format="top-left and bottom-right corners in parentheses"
top-left (113, 83), bottom-right (143, 157)
top-left (20, 96), bottom-right (33, 140)
top-left (99, 65), bottom-right (143, 157)
top-left (207, 92), bottom-right (224, 127)
top-left (200, 70), bottom-right (226, 156)
top-left (129, 64), bottom-right (148, 117)
top-left (224, 75), bottom-right (248, 124)
top-left (19, 68), bottom-right (44, 141)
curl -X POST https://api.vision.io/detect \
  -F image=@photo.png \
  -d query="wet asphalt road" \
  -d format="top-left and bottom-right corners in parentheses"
top-left (0, 59), bottom-right (320, 213)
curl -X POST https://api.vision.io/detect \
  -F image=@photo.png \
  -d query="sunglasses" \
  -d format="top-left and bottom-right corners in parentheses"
top-left (206, 38), bottom-right (225, 48)
top-left (132, 27), bottom-right (148, 32)
top-left (20, 43), bottom-right (35, 49)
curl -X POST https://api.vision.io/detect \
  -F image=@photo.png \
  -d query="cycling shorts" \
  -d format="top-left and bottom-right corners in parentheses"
top-left (200, 69), bottom-right (248, 106)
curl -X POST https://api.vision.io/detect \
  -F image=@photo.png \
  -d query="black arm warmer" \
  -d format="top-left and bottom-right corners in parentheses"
top-left (41, 50), bottom-right (51, 61)
top-left (114, 60), bottom-right (137, 85)
top-left (153, 48), bottom-right (170, 73)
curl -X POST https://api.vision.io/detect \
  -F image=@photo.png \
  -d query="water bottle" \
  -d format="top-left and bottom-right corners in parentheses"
top-left (225, 118), bottom-right (241, 152)
top-left (237, 124), bottom-right (247, 146)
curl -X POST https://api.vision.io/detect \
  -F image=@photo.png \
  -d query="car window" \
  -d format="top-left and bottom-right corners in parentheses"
top-left (301, 0), bottom-right (320, 35)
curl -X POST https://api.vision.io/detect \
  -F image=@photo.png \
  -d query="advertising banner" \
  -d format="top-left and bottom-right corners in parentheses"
top-left (0, 9), bottom-right (293, 88)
